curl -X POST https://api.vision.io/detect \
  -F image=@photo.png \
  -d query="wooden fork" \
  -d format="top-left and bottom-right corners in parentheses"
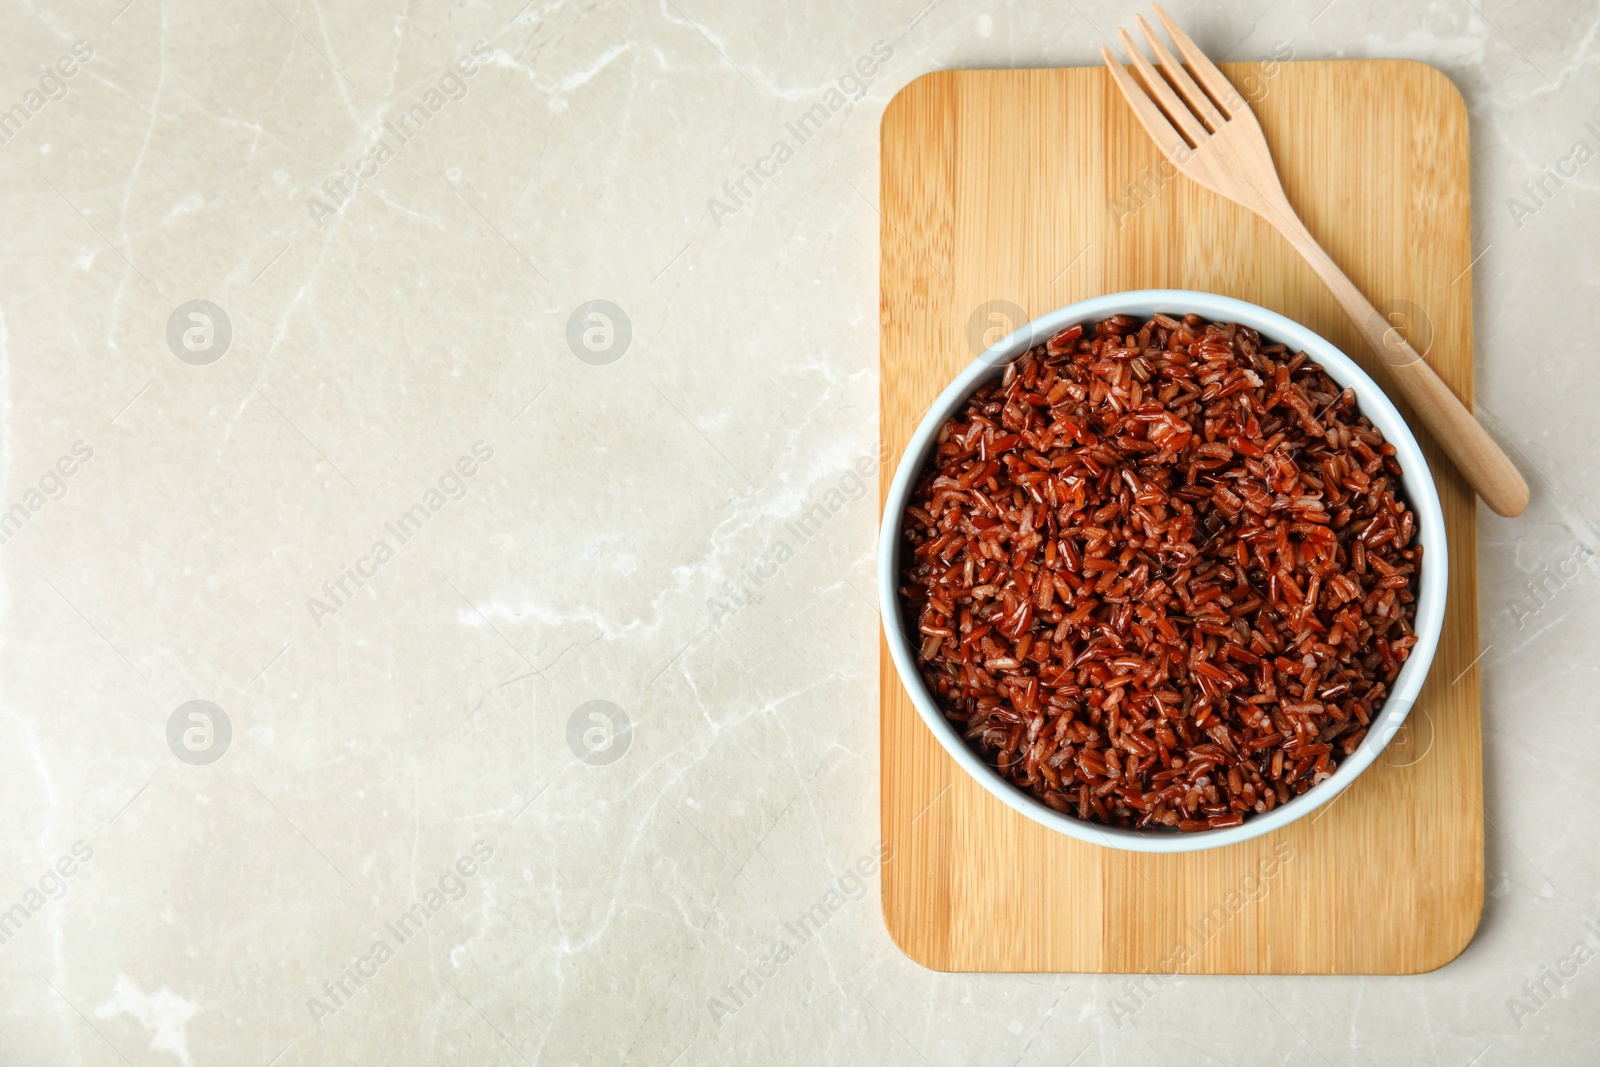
top-left (1101, 6), bottom-right (1528, 517)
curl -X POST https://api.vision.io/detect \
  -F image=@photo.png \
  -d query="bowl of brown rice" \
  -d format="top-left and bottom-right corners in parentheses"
top-left (879, 290), bottom-right (1447, 853)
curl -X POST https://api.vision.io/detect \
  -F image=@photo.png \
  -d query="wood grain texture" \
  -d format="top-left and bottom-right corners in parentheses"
top-left (878, 61), bottom-right (1483, 975)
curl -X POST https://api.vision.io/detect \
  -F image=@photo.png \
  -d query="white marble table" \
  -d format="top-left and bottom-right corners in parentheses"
top-left (0, 1), bottom-right (1595, 1063)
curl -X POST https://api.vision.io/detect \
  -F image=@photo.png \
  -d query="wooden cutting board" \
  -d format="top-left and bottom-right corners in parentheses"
top-left (878, 61), bottom-right (1483, 974)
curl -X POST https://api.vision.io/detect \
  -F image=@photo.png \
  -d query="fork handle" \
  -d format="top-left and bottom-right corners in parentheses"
top-left (1270, 212), bottom-right (1529, 517)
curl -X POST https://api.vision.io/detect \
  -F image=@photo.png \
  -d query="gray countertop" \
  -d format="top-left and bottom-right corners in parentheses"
top-left (0, 0), bottom-right (1595, 1063)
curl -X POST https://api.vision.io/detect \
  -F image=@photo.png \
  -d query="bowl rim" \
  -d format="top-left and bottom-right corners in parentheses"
top-left (877, 289), bottom-right (1449, 854)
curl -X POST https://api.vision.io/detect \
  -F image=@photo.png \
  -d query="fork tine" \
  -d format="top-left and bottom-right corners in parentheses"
top-left (1152, 4), bottom-right (1246, 118)
top-left (1136, 14), bottom-right (1226, 132)
top-left (1099, 44), bottom-right (1193, 164)
top-left (1116, 28), bottom-right (1207, 146)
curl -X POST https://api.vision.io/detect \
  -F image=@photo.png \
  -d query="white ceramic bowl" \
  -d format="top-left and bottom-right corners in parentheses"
top-left (878, 290), bottom-right (1447, 853)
